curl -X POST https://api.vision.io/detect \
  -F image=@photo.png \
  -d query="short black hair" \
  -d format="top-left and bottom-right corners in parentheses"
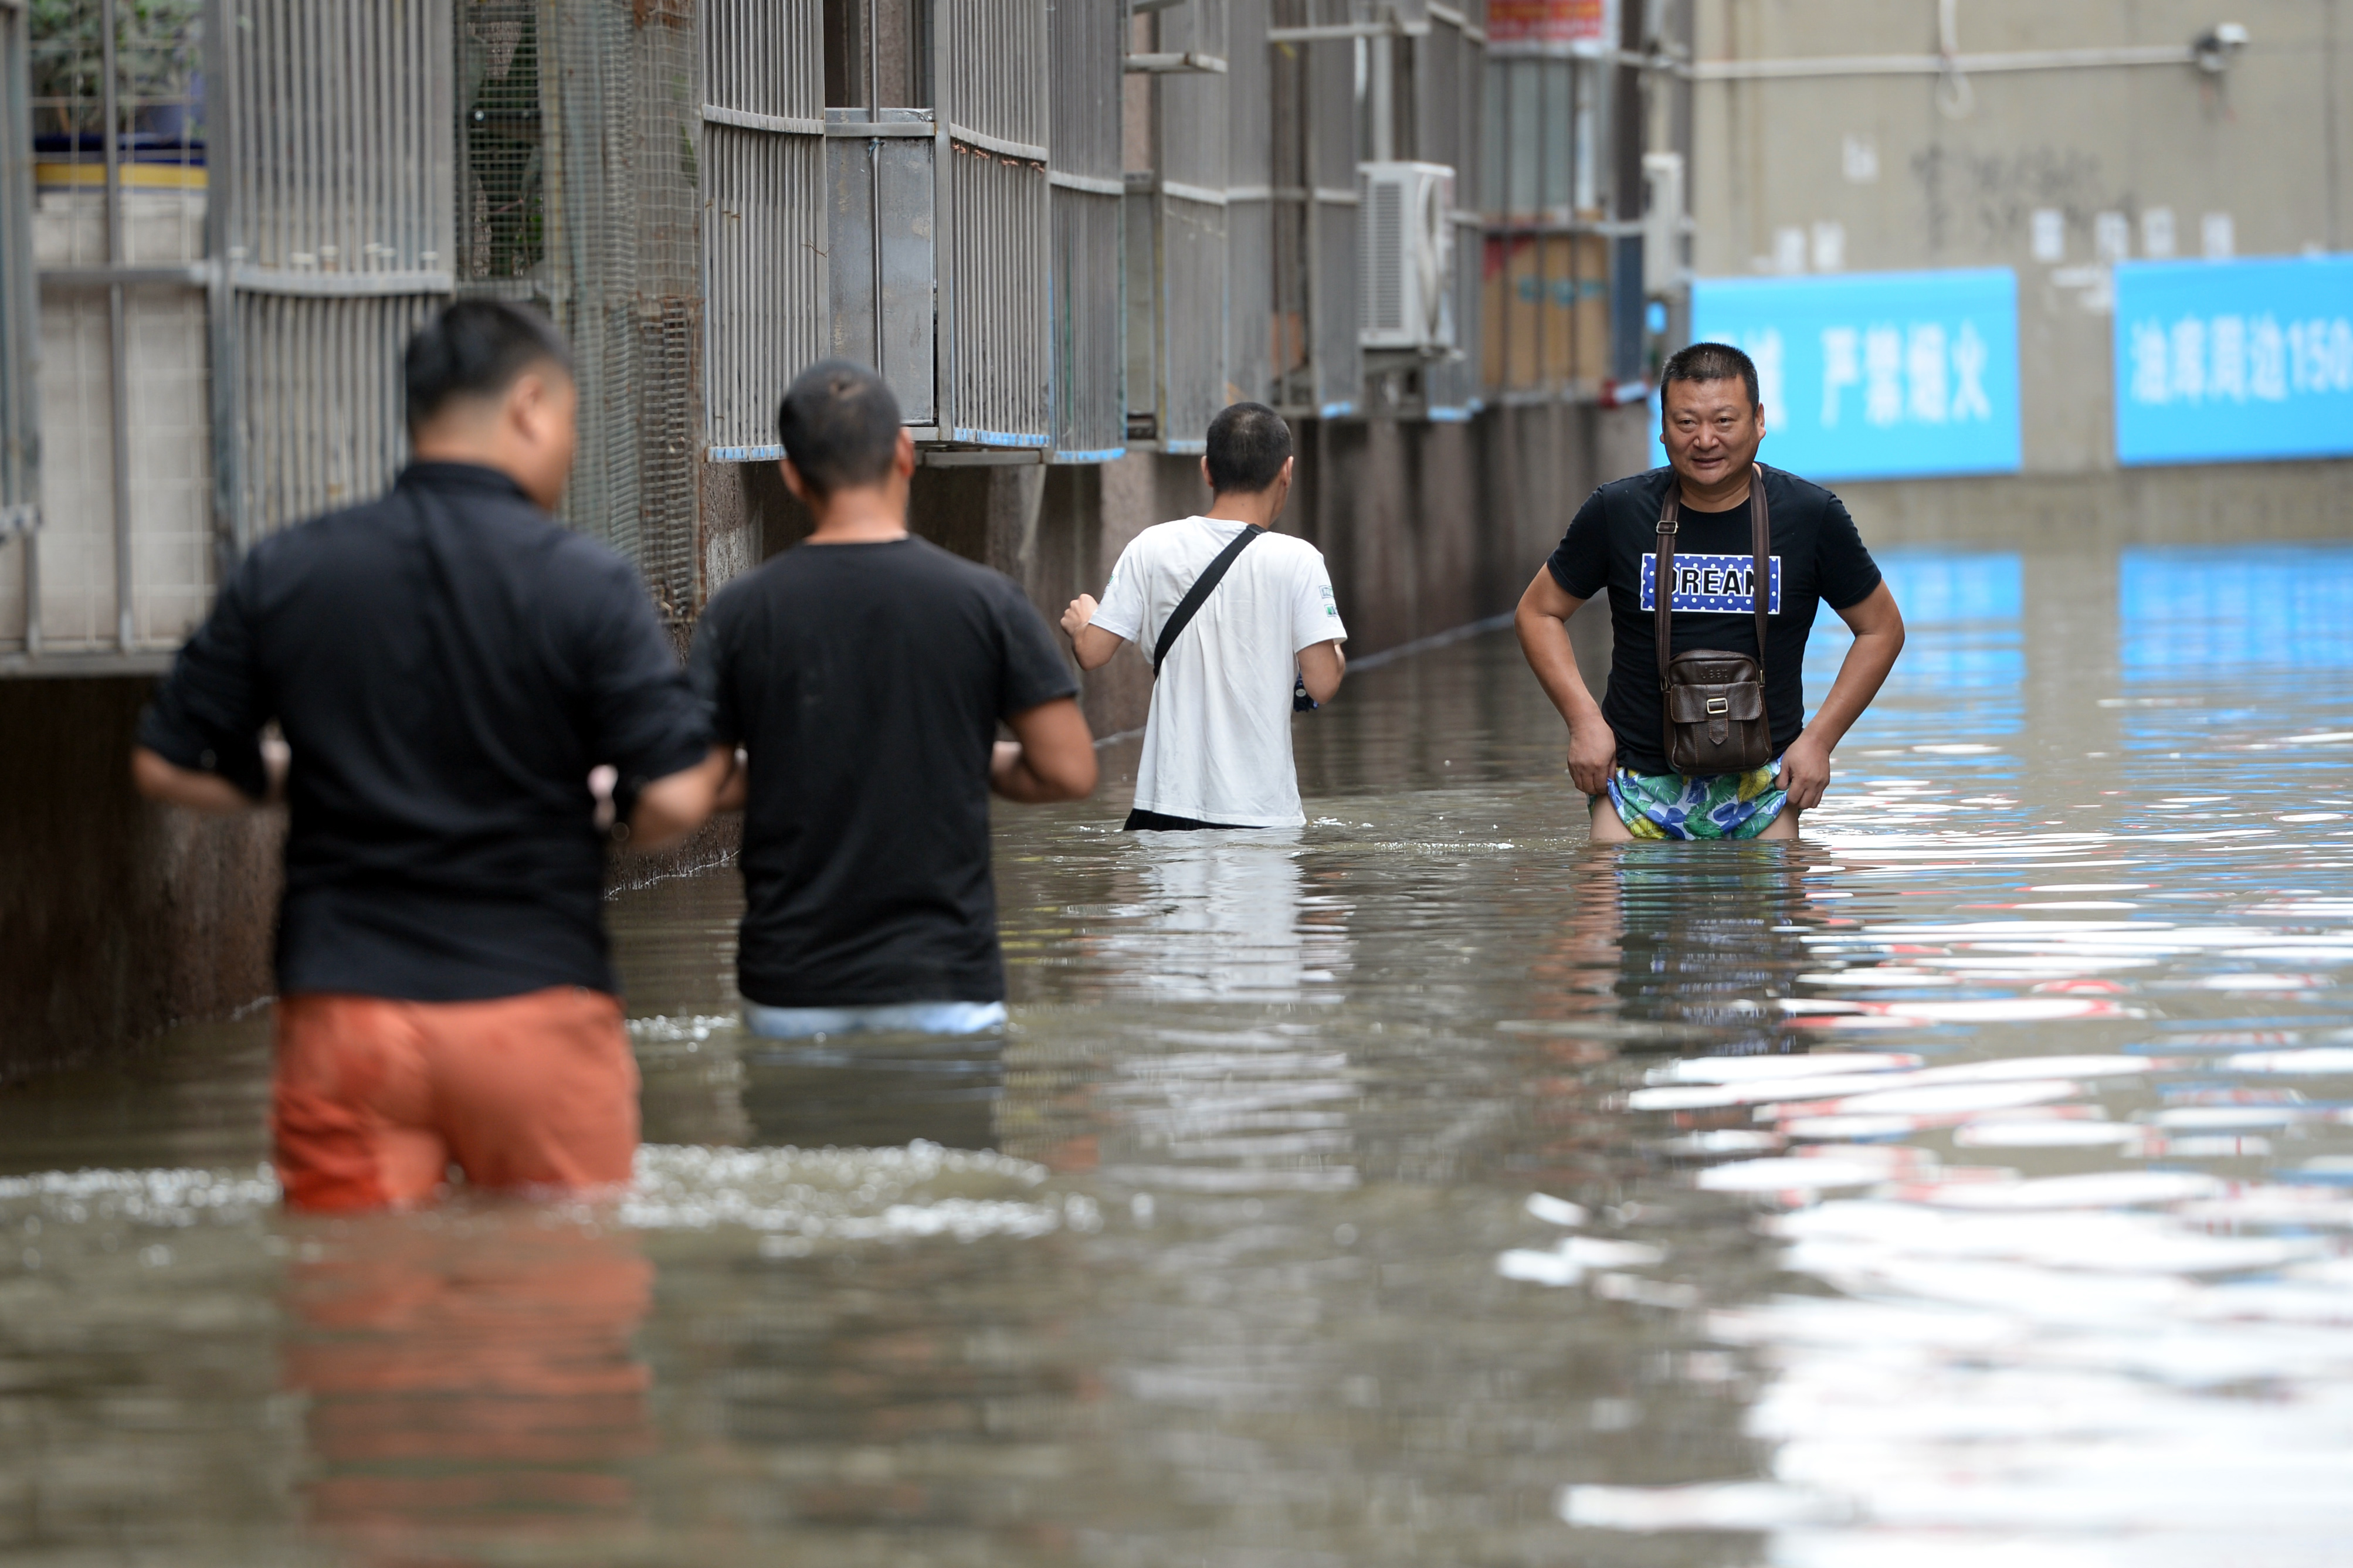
top-left (1203, 402), bottom-right (1293, 494)
top-left (1660, 341), bottom-right (1761, 409)
top-left (777, 360), bottom-right (902, 495)
top-left (404, 299), bottom-right (574, 429)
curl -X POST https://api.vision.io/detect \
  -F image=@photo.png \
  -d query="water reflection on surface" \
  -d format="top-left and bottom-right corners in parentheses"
top-left (2, 542), bottom-right (2351, 1563)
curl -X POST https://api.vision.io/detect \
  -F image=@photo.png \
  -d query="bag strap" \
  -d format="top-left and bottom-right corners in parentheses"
top-left (1653, 484), bottom-right (1678, 693)
top-left (1152, 524), bottom-right (1264, 674)
top-left (1654, 463), bottom-right (1772, 691)
top-left (1750, 463), bottom-right (1770, 681)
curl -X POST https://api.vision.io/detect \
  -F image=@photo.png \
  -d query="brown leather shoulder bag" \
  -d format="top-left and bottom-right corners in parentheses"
top-left (1654, 469), bottom-right (1773, 775)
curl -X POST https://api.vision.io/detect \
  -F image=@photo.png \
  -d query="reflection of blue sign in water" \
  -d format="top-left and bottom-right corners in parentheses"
top-left (1808, 551), bottom-right (2023, 729)
top-left (1664, 269), bottom-right (2023, 480)
top-left (2113, 256), bottom-right (2353, 466)
top-left (2121, 545), bottom-right (2353, 672)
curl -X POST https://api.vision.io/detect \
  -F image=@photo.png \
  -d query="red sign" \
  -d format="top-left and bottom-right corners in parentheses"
top-left (1486, 0), bottom-right (1608, 49)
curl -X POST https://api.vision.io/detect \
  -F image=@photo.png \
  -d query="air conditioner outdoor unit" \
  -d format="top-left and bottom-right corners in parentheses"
top-left (1358, 161), bottom-right (1456, 355)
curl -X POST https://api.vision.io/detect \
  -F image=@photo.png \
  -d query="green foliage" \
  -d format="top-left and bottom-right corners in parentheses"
top-left (26, 0), bottom-right (205, 130)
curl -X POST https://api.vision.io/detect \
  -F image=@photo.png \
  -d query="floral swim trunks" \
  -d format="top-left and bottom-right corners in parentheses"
top-left (1601, 759), bottom-right (1787, 841)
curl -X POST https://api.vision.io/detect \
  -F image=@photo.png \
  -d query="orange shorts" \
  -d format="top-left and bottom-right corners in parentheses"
top-left (272, 987), bottom-right (640, 1212)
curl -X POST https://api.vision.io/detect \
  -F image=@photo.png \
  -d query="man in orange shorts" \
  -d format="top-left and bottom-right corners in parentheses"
top-left (131, 300), bottom-right (730, 1210)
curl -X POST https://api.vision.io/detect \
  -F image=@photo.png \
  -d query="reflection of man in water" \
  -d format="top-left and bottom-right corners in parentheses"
top-left (284, 1212), bottom-right (653, 1553)
top-left (1515, 342), bottom-right (1905, 840)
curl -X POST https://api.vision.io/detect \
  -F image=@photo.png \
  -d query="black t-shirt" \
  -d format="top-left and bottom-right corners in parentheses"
top-left (137, 462), bottom-right (713, 1000)
top-left (688, 537), bottom-right (1078, 1009)
top-left (1547, 464), bottom-right (1882, 776)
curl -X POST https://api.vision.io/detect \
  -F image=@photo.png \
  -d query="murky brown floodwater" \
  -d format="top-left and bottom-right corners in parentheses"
top-left (5, 542), bottom-right (2353, 1566)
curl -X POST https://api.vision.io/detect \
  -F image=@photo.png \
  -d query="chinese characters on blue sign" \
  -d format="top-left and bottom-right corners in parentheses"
top-left (1673, 269), bottom-right (2023, 481)
top-left (2113, 256), bottom-right (2353, 465)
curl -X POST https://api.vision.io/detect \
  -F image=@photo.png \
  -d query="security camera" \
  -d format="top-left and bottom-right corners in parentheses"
top-left (2194, 21), bottom-right (2249, 72)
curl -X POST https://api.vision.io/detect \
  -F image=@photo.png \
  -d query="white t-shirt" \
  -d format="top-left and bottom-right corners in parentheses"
top-left (1090, 516), bottom-right (1347, 828)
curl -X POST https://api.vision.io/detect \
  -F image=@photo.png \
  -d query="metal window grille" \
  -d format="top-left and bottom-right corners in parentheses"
top-left (1131, 0), bottom-right (1228, 452)
top-left (1223, 0), bottom-right (1273, 405)
top-left (226, 0), bottom-right (456, 548)
top-left (702, 0), bottom-right (823, 473)
top-left (13, 0), bottom-right (218, 657)
top-left (0, 0), bottom-right (39, 657)
top-left (1267, 0), bottom-right (1358, 420)
top-left (940, 0), bottom-right (1050, 447)
top-left (1046, 0), bottom-right (1122, 461)
top-left (1419, 0), bottom-right (1481, 412)
top-left (456, 0), bottom-right (712, 622)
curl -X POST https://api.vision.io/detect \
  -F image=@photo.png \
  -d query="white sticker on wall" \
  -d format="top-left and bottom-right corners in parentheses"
top-left (2202, 211), bottom-right (2235, 260)
top-left (1810, 221), bottom-right (1846, 273)
top-left (1842, 133), bottom-right (1878, 184)
top-left (2142, 208), bottom-right (2176, 259)
top-left (2031, 209), bottom-right (2065, 263)
top-left (2094, 212), bottom-right (2131, 264)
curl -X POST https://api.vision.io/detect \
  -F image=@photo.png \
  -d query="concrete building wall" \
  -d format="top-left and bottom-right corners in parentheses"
top-left (1688, 0), bottom-right (2351, 486)
top-left (0, 678), bottom-right (280, 1084)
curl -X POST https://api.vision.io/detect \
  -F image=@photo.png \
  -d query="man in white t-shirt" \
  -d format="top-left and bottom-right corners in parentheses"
top-left (1060, 402), bottom-right (1348, 830)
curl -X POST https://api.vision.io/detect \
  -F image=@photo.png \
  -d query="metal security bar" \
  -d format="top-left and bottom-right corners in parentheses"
top-left (703, 0), bottom-right (825, 475)
top-left (0, 0), bottom-right (38, 659)
top-left (1131, 0), bottom-right (1229, 452)
top-left (939, 0), bottom-right (1051, 447)
top-left (1267, 0), bottom-right (1359, 420)
top-left (1046, 0), bottom-right (1123, 461)
top-left (1420, 0), bottom-right (1482, 415)
top-left (13, 0), bottom-right (215, 662)
top-left (1224, 0), bottom-right (1273, 405)
top-left (457, 1), bottom-right (717, 620)
top-left (226, 0), bottom-right (455, 543)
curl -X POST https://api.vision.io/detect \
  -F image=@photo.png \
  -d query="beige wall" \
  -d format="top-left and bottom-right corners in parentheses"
top-left (1687, 0), bottom-right (2352, 476)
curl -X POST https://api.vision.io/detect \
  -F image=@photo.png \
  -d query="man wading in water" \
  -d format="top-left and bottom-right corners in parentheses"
top-left (1515, 342), bottom-right (1905, 840)
top-left (132, 301), bottom-right (729, 1209)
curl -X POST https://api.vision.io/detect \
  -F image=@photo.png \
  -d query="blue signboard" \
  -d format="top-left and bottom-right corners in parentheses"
top-left (2113, 256), bottom-right (2353, 466)
top-left (1669, 269), bottom-right (2023, 481)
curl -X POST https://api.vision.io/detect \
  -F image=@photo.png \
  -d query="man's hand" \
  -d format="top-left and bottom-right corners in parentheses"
top-left (1297, 639), bottom-right (1345, 704)
top-left (1778, 733), bottom-right (1832, 812)
top-left (1567, 725), bottom-right (1617, 797)
top-left (1062, 595), bottom-right (1126, 673)
top-left (991, 697), bottom-right (1098, 802)
top-left (622, 745), bottom-right (734, 853)
top-left (131, 737), bottom-right (290, 813)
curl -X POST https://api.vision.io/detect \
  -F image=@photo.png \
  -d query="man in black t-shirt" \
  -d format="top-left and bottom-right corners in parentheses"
top-left (690, 361), bottom-right (1097, 1038)
top-left (1515, 341), bottom-right (1906, 841)
top-left (133, 300), bottom-right (730, 1209)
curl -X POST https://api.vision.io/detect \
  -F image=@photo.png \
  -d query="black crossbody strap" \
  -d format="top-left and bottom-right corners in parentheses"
top-left (1152, 524), bottom-right (1264, 674)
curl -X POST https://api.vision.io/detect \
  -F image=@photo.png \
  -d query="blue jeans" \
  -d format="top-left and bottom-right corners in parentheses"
top-left (741, 1000), bottom-right (1008, 1040)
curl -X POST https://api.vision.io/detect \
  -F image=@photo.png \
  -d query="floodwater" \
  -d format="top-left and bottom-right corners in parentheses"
top-left (5, 541), bottom-right (2353, 1565)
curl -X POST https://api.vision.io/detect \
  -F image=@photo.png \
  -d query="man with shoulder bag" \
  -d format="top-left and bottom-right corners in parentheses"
top-left (1515, 342), bottom-right (1906, 841)
top-left (1061, 402), bottom-right (1347, 831)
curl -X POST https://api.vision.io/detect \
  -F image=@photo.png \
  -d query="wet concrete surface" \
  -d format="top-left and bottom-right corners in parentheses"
top-left (1, 541), bottom-right (2351, 1564)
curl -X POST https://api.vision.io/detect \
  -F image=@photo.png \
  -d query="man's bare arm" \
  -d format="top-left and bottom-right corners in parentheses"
top-left (991, 697), bottom-right (1098, 803)
top-left (1513, 566), bottom-right (1616, 795)
top-left (1060, 594), bottom-right (1127, 672)
top-left (1297, 639), bottom-right (1345, 704)
top-left (1776, 581), bottom-right (1904, 812)
top-left (623, 745), bottom-right (735, 852)
top-left (710, 747), bottom-right (749, 813)
top-left (132, 738), bottom-right (289, 812)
